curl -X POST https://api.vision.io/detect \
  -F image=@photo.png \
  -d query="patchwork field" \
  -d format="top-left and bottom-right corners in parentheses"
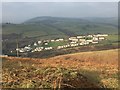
top-left (2, 49), bottom-right (119, 89)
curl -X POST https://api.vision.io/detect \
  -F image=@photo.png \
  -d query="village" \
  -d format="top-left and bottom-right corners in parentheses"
top-left (16, 34), bottom-right (108, 53)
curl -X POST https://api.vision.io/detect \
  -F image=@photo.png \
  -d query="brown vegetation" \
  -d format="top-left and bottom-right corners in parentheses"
top-left (2, 49), bottom-right (118, 89)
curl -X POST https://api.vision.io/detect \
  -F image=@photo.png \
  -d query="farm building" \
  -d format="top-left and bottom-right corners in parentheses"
top-left (76, 36), bottom-right (83, 39)
top-left (38, 41), bottom-right (42, 44)
top-left (79, 39), bottom-right (86, 42)
top-left (99, 37), bottom-right (105, 40)
top-left (93, 37), bottom-right (99, 41)
top-left (34, 42), bottom-right (37, 46)
top-left (86, 40), bottom-right (93, 43)
top-left (44, 47), bottom-right (53, 50)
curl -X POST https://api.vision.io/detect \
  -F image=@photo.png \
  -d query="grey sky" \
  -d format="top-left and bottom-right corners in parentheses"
top-left (2, 2), bottom-right (118, 23)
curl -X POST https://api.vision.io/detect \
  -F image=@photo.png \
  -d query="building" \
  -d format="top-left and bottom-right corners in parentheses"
top-left (96, 34), bottom-right (108, 37)
top-left (0, 55), bottom-right (8, 57)
top-left (44, 47), bottom-right (53, 50)
top-left (57, 46), bottom-right (64, 49)
top-left (19, 49), bottom-right (25, 53)
top-left (79, 39), bottom-right (86, 42)
top-left (92, 41), bottom-right (98, 44)
top-left (69, 37), bottom-right (76, 40)
top-left (70, 43), bottom-right (78, 47)
top-left (79, 43), bottom-right (84, 45)
top-left (59, 38), bottom-right (64, 41)
top-left (38, 41), bottom-right (42, 44)
top-left (87, 35), bottom-right (93, 38)
top-left (76, 36), bottom-right (83, 39)
top-left (44, 42), bottom-right (48, 45)
top-left (51, 40), bottom-right (55, 42)
top-left (93, 37), bottom-right (98, 41)
top-left (34, 42), bottom-right (37, 46)
top-left (99, 37), bottom-right (105, 40)
top-left (86, 40), bottom-right (93, 43)
top-left (69, 38), bottom-right (78, 42)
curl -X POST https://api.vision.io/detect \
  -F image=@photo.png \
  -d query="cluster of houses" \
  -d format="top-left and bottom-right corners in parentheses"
top-left (56, 34), bottom-right (108, 49)
top-left (16, 34), bottom-right (108, 53)
top-left (31, 47), bottom-right (53, 52)
top-left (0, 55), bottom-right (8, 57)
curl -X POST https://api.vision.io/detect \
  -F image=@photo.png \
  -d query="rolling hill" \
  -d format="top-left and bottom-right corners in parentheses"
top-left (2, 49), bottom-right (118, 88)
top-left (2, 17), bottom-right (118, 40)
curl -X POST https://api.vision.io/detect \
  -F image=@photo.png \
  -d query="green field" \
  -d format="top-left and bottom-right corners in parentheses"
top-left (46, 41), bottom-right (68, 47)
top-left (2, 17), bottom-right (119, 56)
top-left (99, 34), bottom-right (119, 45)
top-left (2, 24), bottom-right (66, 38)
top-left (2, 17), bottom-right (118, 40)
top-left (106, 34), bottom-right (119, 41)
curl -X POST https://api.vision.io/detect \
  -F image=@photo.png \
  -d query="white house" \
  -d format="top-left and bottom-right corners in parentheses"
top-left (92, 41), bottom-right (98, 44)
top-left (57, 45), bottom-right (65, 49)
top-left (57, 46), bottom-right (61, 49)
top-left (69, 38), bottom-right (78, 42)
top-left (93, 37), bottom-right (98, 41)
top-left (0, 55), bottom-right (8, 57)
top-left (99, 37), bottom-right (105, 40)
top-left (40, 47), bottom-right (44, 49)
top-left (69, 37), bottom-right (76, 40)
top-left (19, 49), bottom-right (25, 53)
top-left (38, 41), bottom-right (42, 44)
top-left (51, 40), bottom-right (55, 42)
top-left (28, 45), bottom-right (31, 47)
top-left (34, 42), bottom-right (37, 46)
top-left (102, 34), bottom-right (108, 37)
top-left (79, 39), bottom-right (86, 42)
top-left (87, 35), bottom-right (93, 38)
top-left (24, 46), bottom-right (31, 50)
top-left (16, 48), bottom-right (19, 51)
top-left (70, 43), bottom-right (78, 47)
top-left (56, 39), bottom-right (60, 42)
top-left (79, 43), bottom-right (84, 45)
top-left (44, 42), bottom-right (48, 45)
top-left (77, 36), bottom-right (83, 39)
top-left (86, 40), bottom-right (93, 43)
top-left (44, 47), bottom-right (53, 50)
top-left (96, 34), bottom-right (108, 37)
top-left (33, 47), bottom-right (43, 52)
top-left (59, 38), bottom-right (64, 41)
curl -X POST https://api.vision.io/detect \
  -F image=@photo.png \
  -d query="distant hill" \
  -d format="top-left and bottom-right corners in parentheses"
top-left (23, 16), bottom-right (90, 24)
top-left (83, 17), bottom-right (118, 27)
top-left (2, 16), bottom-right (118, 40)
top-left (24, 16), bottom-right (117, 25)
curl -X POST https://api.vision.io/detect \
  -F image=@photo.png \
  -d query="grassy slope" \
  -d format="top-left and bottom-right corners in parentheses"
top-left (2, 24), bottom-right (67, 38)
top-left (99, 34), bottom-right (119, 45)
top-left (2, 49), bottom-right (118, 88)
top-left (2, 17), bottom-right (118, 39)
top-left (54, 22), bottom-right (117, 35)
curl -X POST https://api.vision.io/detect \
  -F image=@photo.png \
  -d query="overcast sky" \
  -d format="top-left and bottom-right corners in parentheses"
top-left (2, 2), bottom-right (118, 23)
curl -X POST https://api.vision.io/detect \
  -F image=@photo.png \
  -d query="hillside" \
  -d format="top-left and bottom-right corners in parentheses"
top-left (2, 17), bottom-right (118, 39)
top-left (2, 49), bottom-right (118, 89)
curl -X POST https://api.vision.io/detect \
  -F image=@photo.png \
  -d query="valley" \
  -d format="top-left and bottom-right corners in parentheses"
top-left (2, 17), bottom-right (119, 58)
